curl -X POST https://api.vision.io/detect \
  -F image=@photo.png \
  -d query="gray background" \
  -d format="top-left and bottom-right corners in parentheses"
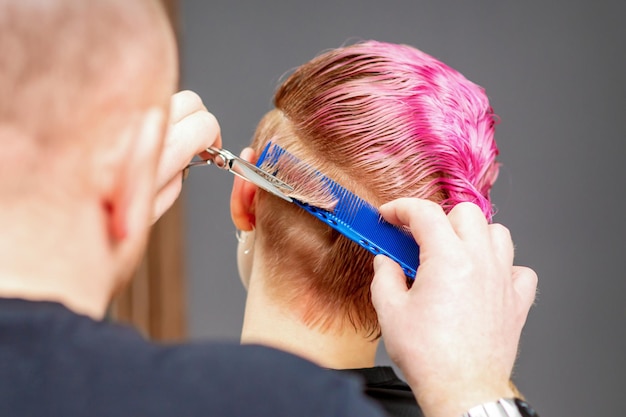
top-left (179, 1), bottom-right (626, 415)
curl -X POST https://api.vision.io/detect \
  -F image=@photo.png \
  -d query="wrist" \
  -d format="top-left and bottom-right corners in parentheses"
top-left (462, 398), bottom-right (539, 417)
top-left (415, 384), bottom-right (517, 417)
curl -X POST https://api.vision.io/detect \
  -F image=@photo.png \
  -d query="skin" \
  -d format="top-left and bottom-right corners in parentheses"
top-left (232, 151), bottom-right (537, 416)
top-left (371, 199), bottom-right (537, 417)
top-left (0, 1), bottom-right (536, 412)
top-left (74, 93), bottom-right (534, 417)
top-left (0, 1), bottom-right (225, 320)
top-left (232, 148), bottom-right (379, 369)
top-left (0, 89), bottom-right (221, 319)
top-left (153, 91), bottom-right (222, 223)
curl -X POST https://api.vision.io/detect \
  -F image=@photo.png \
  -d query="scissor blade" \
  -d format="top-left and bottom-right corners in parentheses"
top-left (230, 159), bottom-right (293, 202)
top-left (184, 147), bottom-right (294, 202)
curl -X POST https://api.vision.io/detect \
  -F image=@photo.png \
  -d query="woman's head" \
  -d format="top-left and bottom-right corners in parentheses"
top-left (234, 41), bottom-right (499, 337)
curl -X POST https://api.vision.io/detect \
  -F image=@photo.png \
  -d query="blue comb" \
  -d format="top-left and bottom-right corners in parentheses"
top-left (256, 142), bottom-right (420, 279)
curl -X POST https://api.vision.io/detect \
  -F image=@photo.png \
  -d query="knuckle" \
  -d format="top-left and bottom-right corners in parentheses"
top-left (421, 199), bottom-right (441, 212)
top-left (513, 266), bottom-right (539, 300)
top-left (175, 89), bottom-right (202, 107)
top-left (411, 199), bottom-right (441, 218)
top-left (453, 201), bottom-right (483, 216)
top-left (489, 223), bottom-right (512, 241)
top-left (193, 110), bottom-right (221, 135)
top-left (448, 202), bottom-right (488, 230)
top-left (397, 198), bottom-right (440, 226)
top-left (525, 267), bottom-right (539, 287)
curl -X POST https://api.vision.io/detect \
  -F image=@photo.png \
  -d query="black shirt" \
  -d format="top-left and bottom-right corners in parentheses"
top-left (340, 366), bottom-right (424, 417)
top-left (0, 298), bottom-right (385, 417)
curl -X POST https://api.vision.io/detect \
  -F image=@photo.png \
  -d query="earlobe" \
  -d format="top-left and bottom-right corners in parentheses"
top-left (230, 147), bottom-right (258, 231)
top-left (106, 198), bottom-right (128, 241)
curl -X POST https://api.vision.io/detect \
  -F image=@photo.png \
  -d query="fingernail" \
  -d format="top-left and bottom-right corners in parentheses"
top-left (373, 255), bottom-right (384, 270)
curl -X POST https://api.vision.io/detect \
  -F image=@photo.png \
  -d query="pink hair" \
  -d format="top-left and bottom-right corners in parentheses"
top-left (252, 41), bottom-right (500, 334)
top-left (274, 41), bottom-right (499, 218)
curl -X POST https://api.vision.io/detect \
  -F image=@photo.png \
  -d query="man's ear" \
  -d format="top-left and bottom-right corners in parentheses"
top-left (230, 147), bottom-right (258, 231)
top-left (105, 108), bottom-right (166, 243)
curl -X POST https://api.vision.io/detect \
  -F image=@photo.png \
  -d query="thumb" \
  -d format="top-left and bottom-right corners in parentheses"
top-left (371, 255), bottom-right (409, 313)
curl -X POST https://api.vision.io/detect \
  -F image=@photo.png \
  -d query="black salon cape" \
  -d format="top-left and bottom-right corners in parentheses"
top-left (0, 298), bottom-right (385, 417)
top-left (340, 366), bottom-right (425, 417)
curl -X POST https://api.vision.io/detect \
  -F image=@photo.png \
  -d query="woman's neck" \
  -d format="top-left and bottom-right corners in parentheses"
top-left (240, 271), bottom-right (379, 369)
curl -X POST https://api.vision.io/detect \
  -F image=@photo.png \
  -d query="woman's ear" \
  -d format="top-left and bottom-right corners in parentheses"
top-left (230, 147), bottom-right (258, 231)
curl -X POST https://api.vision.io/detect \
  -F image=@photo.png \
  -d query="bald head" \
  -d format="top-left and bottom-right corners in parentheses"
top-left (0, 0), bottom-right (180, 313)
top-left (0, 0), bottom-right (177, 188)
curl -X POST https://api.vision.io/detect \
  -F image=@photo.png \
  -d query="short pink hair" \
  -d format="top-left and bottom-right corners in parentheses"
top-left (252, 41), bottom-right (500, 335)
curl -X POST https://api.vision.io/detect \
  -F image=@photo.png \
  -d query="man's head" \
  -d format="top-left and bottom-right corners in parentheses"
top-left (0, 0), bottom-right (177, 310)
top-left (231, 41), bottom-right (499, 336)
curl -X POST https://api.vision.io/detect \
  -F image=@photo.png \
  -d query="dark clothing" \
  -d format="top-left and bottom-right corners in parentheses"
top-left (340, 366), bottom-right (424, 417)
top-left (0, 298), bottom-right (384, 417)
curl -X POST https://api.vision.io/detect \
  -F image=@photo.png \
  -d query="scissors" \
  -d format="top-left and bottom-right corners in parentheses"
top-left (183, 147), bottom-right (294, 202)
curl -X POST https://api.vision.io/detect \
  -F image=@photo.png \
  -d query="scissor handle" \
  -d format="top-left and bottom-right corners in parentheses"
top-left (182, 147), bottom-right (227, 180)
top-left (182, 147), bottom-right (293, 202)
top-left (204, 147), bottom-right (235, 170)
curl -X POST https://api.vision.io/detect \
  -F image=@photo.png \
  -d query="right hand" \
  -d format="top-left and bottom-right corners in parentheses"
top-left (370, 198), bottom-right (537, 417)
top-left (152, 90), bottom-right (222, 223)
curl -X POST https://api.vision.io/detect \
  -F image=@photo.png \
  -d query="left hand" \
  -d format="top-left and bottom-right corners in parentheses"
top-left (152, 90), bottom-right (222, 223)
top-left (370, 198), bottom-right (537, 417)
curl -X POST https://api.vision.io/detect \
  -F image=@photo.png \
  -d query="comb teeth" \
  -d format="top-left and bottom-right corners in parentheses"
top-left (257, 142), bottom-right (419, 279)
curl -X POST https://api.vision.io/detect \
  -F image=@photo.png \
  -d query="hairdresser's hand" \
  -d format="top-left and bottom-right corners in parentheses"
top-left (370, 199), bottom-right (537, 417)
top-left (152, 90), bottom-right (222, 223)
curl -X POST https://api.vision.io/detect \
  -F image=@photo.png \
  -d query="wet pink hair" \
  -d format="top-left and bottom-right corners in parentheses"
top-left (251, 41), bottom-right (500, 335)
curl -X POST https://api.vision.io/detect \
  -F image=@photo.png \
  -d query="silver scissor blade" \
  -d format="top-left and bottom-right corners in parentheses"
top-left (184, 147), bottom-right (294, 202)
top-left (230, 159), bottom-right (293, 202)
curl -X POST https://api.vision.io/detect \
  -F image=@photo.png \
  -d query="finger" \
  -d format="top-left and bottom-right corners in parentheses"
top-left (169, 90), bottom-right (207, 125)
top-left (447, 202), bottom-right (489, 242)
top-left (370, 255), bottom-right (409, 314)
top-left (239, 147), bottom-right (255, 163)
top-left (488, 223), bottom-right (514, 268)
top-left (152, 172), bottom-right (183, 223)
top-left (157, 110), bottom-right (221, 189)
top-left (165, 109), bottom-right (221, 151)
top-left (379, 198), bottom-right (456, 254)
top-left (511, 265), bottom-right (538, 316)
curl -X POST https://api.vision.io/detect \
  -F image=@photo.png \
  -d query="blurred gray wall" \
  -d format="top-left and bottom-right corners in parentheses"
top-left (179, 1), bottom-right (626, 415)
